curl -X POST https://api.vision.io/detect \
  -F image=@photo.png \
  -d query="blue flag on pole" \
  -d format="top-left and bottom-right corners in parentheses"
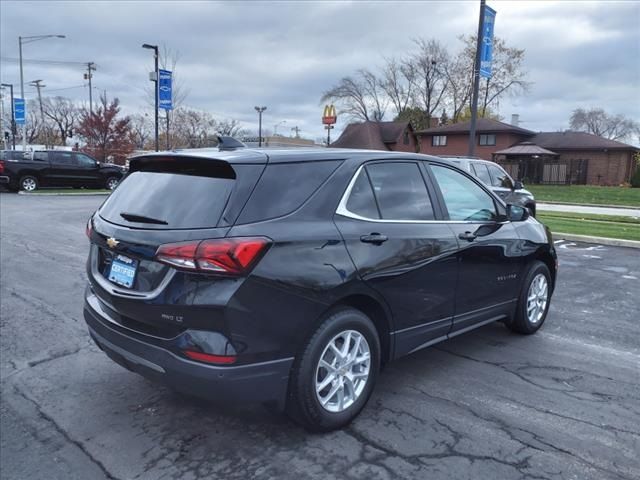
top-left (159, 69), bottom-right (173, 110)
top-left (479, 5), bottom-right (497, 78)
top-left (14, 98), bottom-right (26, 125)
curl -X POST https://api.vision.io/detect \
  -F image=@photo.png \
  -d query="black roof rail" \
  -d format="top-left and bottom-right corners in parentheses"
top-left (217, 136), bottom-right (246, 151)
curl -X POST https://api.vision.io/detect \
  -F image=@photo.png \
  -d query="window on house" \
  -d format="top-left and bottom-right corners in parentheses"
top-left (479, 134), bottom-right (496, 146)
top-left (432, 135), bottom-right (447, 147)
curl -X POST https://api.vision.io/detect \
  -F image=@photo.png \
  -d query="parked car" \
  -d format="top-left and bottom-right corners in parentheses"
top-left (84, 147), bottom-right (557, 431)
top-left (0, 149), bottom-right (124, 192)
top-left (441, 157), bottom-right (537, 216)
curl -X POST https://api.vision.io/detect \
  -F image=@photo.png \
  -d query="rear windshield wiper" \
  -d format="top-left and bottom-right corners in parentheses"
top-left (120, 212), bottom-right (168, 225)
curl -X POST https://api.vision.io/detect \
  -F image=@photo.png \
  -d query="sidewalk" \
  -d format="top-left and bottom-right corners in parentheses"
top-left (537, 203), bottom-right (640, 218)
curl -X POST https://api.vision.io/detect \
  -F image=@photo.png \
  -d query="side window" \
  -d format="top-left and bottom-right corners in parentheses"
top-left (432, 135), bottom-right (447, 147)
top-left (237, 160), bottom-right (341, 224)
top-left (479, 134), bottom-right (496, 146)
top-left (471, 163), bottom-right (492, 185)
top-left (365, 162), bottom-right (434, 220)
top-left (33, 152), bottom-right (48, 162)
top-left (487, 164), bottom-right (514, 189)
top-left (345, 168), bottom-right (380, 219)
top-left (74, 153), bottom-right (96, 167)
top-left (430, 165), bottom-right (497, 222)
top-left (51, 152), bottom-right (73, 165)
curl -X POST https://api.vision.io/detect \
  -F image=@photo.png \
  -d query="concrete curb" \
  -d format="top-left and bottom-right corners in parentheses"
top-left (553, 232), bottom-right (640, 249)
top-left (17, 191), bottom-right (110, 196)
top-left (541, 200), bottom-right (639, 210)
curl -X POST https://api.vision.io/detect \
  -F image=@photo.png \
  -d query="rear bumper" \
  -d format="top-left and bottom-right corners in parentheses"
top-left (84, 296), bottom-right (293, 408)
top-left (0, 176), bottom-right (9, 184)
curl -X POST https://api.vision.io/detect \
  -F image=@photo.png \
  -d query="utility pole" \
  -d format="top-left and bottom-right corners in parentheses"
top-left (254, 106), bottom-right (267, 147)
top-left (467, 0), bottom-right (486, 157)
top-left (30, 80), bottom-right (46, 147)
top-left (291, 126), bottom-right (300, 138)
top-left (85, 62), bottom-right (96, 114)
top-left (142, 43), bottom-right (159, 151)
top-left (0, 90), bottom-right (6, 150)
top-left (1, 83), bottom-right (16, 149)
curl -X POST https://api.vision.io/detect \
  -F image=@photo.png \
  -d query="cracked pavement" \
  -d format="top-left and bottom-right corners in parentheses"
top-left (1, 193), bottom-right (639, 480)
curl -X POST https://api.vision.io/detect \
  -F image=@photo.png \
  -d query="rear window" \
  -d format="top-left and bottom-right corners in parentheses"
top-left (99, 161), bottom-right (264, 229)
top-left (236, 160), bottom-right (341, 224)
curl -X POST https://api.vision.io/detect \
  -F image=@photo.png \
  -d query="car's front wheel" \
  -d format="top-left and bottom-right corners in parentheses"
top-left (507, 261), bottom-right (551, 334)
top-left (287, 308), bottom-right (380, 432)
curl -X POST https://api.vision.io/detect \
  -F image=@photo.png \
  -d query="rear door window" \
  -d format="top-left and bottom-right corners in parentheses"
top-left (487, 164), bottom-right (514, 189)
top-left (345, 168), bottom-right (380, 219)
top-left (237, 160), bottom-right (341, 224)
top-left (366, 162), bottom-right (434, 220)
top-left (51, 152), bottom-right (74, 165)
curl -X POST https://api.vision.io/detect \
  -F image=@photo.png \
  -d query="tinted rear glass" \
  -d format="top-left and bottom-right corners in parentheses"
top-left (237, 160), bottom-right (341, 224)
top-left (100, 171), bottom-right (236, 229)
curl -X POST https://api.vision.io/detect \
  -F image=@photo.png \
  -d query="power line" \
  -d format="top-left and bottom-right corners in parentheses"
top-left (25, 84), bottom-right (87, 93)
top-left (1, 56), bottom-right (94, 67)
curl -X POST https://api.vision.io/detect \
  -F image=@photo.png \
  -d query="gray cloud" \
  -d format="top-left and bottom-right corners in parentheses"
top-left (1, 0), bottom-right (638, 141)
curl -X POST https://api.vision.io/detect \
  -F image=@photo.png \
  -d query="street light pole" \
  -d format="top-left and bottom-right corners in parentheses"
top-left (1, 83), bottom-right (16, 149)
top-left (274, 120), bottom-right (286, 136)
top-left (143, 43), bottom-right (159, 151)
top-left (254, 106), bottom-right (266, 147)
top-left (468, 0), bottom-right (486, 157)
top-left (18, 34), bottom-right (65, 151)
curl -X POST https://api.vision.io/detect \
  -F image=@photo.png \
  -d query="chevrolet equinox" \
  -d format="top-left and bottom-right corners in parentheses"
top-left (84, 146), bottom-right (557, 431)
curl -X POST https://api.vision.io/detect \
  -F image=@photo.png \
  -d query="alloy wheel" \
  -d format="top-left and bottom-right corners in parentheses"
top-left (22, 178), bottom-right (37, 192)
top-left (527, 273), bottom-right (548, 324)
top-left (315, 330), bottom-right (371, 413)
top-left (106, 178), bottom-right (119, 190)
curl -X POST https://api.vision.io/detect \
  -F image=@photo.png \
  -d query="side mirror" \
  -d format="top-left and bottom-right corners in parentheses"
top-left (513, 180), bottom-right (524, 190)
top-left (507, 204), bottom-right (529, 222)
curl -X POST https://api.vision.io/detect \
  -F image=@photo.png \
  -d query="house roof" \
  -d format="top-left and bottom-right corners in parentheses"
top-left (494, 142), bottom-right (558, 156)
top-left (416, 118), bottom-right (535, 136)
top-left (529, 131), bottom-right (639, 151)
top-left (331, 121), bottom-right (412, 150)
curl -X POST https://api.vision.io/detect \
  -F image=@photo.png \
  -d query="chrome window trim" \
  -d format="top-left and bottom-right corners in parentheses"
top-left (335, 163), bottom-right (505, 225)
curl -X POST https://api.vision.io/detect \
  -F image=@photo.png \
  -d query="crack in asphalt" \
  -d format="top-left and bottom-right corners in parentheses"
top-left (11, 385), bottom-right (122, 480)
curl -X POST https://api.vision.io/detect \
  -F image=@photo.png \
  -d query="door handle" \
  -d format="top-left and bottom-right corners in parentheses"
top-left (360, 233), bottom-right (388, 245)
top-left (458, 231), bottom-right (477, 242)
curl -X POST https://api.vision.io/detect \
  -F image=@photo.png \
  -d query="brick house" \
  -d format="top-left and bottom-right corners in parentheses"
top-left (331, 121), bottom-right (418, 152)
top-left (332, 118), bottom-right (638, 185)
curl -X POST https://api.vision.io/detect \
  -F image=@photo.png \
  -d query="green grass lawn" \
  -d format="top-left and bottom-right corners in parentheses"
top-left (538, 211), bottom-right (640, 241)
top-left (24, 189), bottom-right (110, 195)
top-left (527, 185), bottom-right (640, 207)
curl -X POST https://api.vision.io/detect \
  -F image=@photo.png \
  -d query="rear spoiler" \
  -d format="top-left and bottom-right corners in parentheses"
top-left (128, 155), bottom-right (236, 179)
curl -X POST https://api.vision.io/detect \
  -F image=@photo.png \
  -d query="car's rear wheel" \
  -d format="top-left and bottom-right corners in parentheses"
top-left (105, 176), bottom-right (119, 190)
top-left (286, 307), bottom-right (380, 432)
top-left (507, 261), bottom-right (551, 334)
top-left (19, 175), bottom-right (38, 192)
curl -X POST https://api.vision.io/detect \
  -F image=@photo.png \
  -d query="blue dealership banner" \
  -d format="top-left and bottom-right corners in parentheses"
top-left (159, 69), bottom-right (172, 110)
top-left (13, 98), bottom-right (26, 125)
top-left (479, 5), bottom-right (497, 78)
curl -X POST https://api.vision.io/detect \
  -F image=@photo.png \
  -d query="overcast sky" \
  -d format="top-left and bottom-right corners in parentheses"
top-left (1, 0), bottom-right (639, 142)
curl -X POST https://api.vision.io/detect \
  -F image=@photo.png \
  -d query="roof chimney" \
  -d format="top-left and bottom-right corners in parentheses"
top-left (511, 114), bottom-right (520, 127)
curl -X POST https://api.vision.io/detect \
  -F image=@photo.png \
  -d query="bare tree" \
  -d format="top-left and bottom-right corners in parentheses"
top-left (215, 118), bottom-right (244, 137)
top-left (379, 57), bottom-right (416, 116)
top-left (321, 69), bottom-right (387, 122)
top-left (129, 113), bottom-right (153, 149)
top-left (408, 38), bottom-right (450, 122)
top-left (570, 108), bottom-right (640, 141)
top-left (42, 96), bottom-right (79, 146)
top-left (171, 108), bottom-right (216, 148)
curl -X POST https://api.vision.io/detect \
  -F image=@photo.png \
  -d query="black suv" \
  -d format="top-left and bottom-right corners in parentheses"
top-left (84, 147), bottom-right (556, 431)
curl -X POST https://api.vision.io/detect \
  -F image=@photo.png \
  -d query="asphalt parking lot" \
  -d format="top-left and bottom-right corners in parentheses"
top-left (1, 193), bottom-right (639, 480)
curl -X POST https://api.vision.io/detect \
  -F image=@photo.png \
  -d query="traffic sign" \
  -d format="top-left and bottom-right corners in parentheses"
top-left (159, 69), bottom-right (172, 110)
top-left (479, 5), bottom-right (496, 78)
top-left (14, 98), bottom-right (25, 125)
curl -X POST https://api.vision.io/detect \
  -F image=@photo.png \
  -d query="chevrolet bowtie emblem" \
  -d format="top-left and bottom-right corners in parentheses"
top-left (106, 237), bottom-right (119, 249)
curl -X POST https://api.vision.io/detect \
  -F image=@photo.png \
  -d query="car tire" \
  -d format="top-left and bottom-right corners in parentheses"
top-left (105, 176), bottom-right (119, 190)
top-left (507, 261), bottom-right (551, 335)
top-left (19, 175), bottom-right (39, 192)
top-left (286, 307), bottom-right (380, 432)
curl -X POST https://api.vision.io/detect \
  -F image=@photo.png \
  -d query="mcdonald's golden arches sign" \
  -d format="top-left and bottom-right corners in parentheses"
top-left (322, 105), bottom-right (337, 125)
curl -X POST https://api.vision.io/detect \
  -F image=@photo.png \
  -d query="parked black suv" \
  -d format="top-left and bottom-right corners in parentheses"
top-left (443, 157), bottom-right (537, 216)
top-left (84, 147), bottom-right (557, 431)
top-left (0, 149), bottom-right (124, 191)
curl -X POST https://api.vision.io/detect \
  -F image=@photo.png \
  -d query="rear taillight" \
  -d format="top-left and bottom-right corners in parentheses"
top-left (0, 160), bottom-right (5, 174)
top-left (155, 237), bottom-right (270, 275)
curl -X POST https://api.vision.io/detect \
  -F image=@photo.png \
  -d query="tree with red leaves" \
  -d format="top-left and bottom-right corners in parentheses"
top-left (77, 94), bottom-right (134, 164)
